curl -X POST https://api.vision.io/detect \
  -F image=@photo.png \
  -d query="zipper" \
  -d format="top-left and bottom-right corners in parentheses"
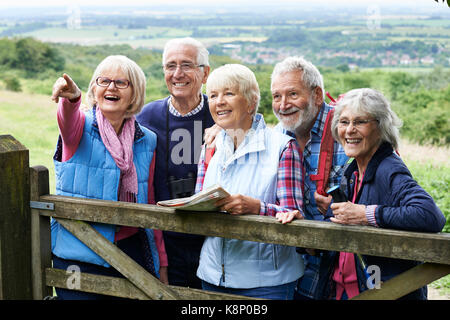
top-left (221, 238), bottom-right (226, 283)
top-left (221, 264), bottom-right (225, 283)
top-left (273, 244), bottom-right (278, 270)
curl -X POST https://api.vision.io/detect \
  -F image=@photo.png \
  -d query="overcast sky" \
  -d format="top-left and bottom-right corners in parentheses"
top-left (0, 0), bottom-right (445, 8)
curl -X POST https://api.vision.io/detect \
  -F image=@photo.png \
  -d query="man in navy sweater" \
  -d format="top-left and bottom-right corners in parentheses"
top-left (137, 37), bottom-right (214, 289)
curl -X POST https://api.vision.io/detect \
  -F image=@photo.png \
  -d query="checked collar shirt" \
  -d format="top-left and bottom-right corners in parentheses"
top-left (275, 102), bottom-right (348, 299)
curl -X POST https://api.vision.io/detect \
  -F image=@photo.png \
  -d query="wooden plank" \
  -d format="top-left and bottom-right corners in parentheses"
top-left (0, 135), bottom-right (32, 299)
top-left (54, 217), bottom-right (180, 300)
top-left (39, 195), bottom-right (450, 265)
top-left (46, 267), bottom-right (149, 300)
top-left (352, 263), bottom-right (450, 300)
top-left (45, 268), bottom-right (256, 300)
top-left (30, 166), bottom-right (53, 299)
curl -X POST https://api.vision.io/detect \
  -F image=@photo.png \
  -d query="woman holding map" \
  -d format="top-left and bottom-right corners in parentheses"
top-left (194, 64), bottom-right (305, 299)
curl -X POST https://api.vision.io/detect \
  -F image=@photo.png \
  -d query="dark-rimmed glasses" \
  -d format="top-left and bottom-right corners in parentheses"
top-left (96, 77), bottom-right (130, 89)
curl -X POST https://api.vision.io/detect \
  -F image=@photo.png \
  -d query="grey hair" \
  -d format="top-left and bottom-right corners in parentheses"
top-left (271, 56), bottom-right (324, 98)
top-left (162, 37), bottom-right (210, 67)
top-left (86, 55), bottom-right (146, 118)
top-left (206, 64), bottom-right (260, 115)
top-left (331, 88), bottom-right (403, 150)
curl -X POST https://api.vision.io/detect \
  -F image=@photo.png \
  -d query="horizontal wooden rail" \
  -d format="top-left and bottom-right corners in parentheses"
top-left (352, 263), bottom-right (450, 300)
top-left (55, 217), bottom-right (180, 300)
top-left (39, 195), bottom-right (450, 265)
top-left (45, 268), bottom-right (256, 300)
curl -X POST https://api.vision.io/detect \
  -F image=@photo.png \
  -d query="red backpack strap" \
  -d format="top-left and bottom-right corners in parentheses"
top-left (204, 145), bottom-right (215, 170)
top-left (326, 92), bottom-right (337, 105)
top-left (310, 108), bottom-right (335, 196)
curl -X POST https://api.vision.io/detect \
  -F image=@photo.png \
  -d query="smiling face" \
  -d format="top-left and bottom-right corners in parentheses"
top-left (163, 44), bottom-right (209, 111)
top-left (337, 106), bottom-right (381, 170)
top-left (271, 70), bottom-right (320, 134)
top-left (208, 84), bottom-right (254, 132)
top-left (93, 66), bottom-right (133, 122)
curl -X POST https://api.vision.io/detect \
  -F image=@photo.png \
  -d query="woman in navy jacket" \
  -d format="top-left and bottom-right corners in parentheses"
top-left (317, 88), bottom-right (446, 300)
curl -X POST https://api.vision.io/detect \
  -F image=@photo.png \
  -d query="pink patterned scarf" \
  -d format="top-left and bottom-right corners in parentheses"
top-left (96, 108), bottom-right (138, 199)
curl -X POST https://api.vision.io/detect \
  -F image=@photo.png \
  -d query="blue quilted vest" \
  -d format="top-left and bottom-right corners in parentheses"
top-left (51, 107), bottom-right (157, 268)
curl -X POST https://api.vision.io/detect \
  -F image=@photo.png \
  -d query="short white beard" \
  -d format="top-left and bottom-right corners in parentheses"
top-left (275, 96), bottom-right (317, 135)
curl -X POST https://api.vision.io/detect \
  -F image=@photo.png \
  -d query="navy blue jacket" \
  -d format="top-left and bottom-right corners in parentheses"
top-left (317, 142), bottom-right (446, 300)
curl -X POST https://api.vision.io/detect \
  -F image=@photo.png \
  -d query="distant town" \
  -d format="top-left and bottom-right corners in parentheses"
top-left (0, 2), bottom-right (449, 68)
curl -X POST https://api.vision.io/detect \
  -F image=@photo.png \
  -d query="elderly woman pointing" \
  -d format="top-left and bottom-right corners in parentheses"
top-left (317, 88), bottom-right (446, 300)
top-left (50, 55), bottom-right (167, 299)
top-left (195, 64), bottom-right (305, 299)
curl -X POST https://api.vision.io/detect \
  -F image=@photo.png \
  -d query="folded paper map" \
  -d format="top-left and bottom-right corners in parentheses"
top-left (157, 184), bottom-right (230, 212)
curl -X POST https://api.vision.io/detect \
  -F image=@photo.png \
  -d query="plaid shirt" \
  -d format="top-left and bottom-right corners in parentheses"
top-left (275, 102), bottom-right (349, 299)
top-left (195, 117), bottom-right (304, 217)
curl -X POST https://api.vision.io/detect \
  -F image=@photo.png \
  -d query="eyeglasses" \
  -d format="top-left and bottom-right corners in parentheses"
top-left (163, 63), bottom-right (204, 74)
top-left (338, 118), bottom-right (378, 129)
top-left (96, 77), bottom-right (130, 89)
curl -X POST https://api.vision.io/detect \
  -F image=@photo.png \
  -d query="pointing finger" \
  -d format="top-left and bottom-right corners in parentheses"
top-left (63, 73), bottom-right (74, 87)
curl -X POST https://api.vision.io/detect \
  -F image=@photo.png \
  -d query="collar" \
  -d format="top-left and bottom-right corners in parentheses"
top-left (311, 102), bottom-right (332, 136)
top-left (217, 113), bottom-right (267, 165)
top-left (168, 94), bottom-right (204, 117)
top-left (344, 142), bottom-right (394, 183)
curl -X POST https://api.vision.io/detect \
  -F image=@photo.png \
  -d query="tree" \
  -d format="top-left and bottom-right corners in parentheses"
top-left (388, 72), bottom-right (417, 100)
top-left (0, 38), bottom-right (16, 68)
top-left (12, 37), bottom-right (65, 76)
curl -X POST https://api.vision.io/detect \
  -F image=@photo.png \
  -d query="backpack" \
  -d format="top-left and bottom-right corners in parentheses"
top-left (309, 92), bottom-right (343, 196)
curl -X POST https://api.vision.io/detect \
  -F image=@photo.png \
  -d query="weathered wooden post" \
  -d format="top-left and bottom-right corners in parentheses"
top-left (30, 166), bottom-right (52, 299)
top-left (0, 135), bottom-right (32, 299)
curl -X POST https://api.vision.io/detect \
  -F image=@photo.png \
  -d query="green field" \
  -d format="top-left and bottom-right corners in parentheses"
top-left (22, 26), bottom-right (191, 49)
top-left (19, 25), bottom-right (269, 50)
top-left (0, 90), bottom-right (59, 191)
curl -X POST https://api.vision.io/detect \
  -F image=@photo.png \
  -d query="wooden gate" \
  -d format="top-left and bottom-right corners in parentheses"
top-left (1, 135), bottom-right (450, 300)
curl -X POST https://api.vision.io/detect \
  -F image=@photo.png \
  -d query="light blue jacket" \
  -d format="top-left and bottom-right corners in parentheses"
top-left (196, 114), bottom-right (304, 288)
top-left (51, 107), bottom-right (158, 268)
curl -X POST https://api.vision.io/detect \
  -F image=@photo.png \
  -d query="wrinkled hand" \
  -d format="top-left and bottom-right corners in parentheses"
top-left (314, 191), bottom-right (332, 216)
top-left (215, 194), bottom-right (261, 215)
top-left (203, 124), bottom-right (222, 149)
top-left (276, 210), bottom-right (304, 224)
top-left (51, 73), bottom-right (81, 103)
top-left (330, 201), bottom-right (368, 225)
top-left (159, 266), bottom-right (168, 285)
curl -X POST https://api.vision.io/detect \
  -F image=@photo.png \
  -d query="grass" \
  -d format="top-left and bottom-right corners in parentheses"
top-left (430, 274), bottom-right (450, 297)
top-left (400, 141), bottom-right (450, 233)
top-left (0, 89), bottom-right (60, 192)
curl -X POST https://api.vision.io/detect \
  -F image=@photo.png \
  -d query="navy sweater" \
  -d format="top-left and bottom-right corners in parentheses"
top-left (137, 95), bottom-right (215, 241)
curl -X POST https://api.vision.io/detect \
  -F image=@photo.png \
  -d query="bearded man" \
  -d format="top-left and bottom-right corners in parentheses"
top-left (270, 56), bottom-right (348, 300)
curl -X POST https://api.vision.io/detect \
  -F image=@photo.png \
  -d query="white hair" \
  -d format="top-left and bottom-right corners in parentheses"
top-left (162, 37), bottom-right (210, 67)
top-left (331, 88), bottom-right (403, 150)
top-left (271, 56), bottom-right (324, 98)
top-left (86, 55), bottom-right (146, 118)
top-left (206, 64), bottom-right (260, 115)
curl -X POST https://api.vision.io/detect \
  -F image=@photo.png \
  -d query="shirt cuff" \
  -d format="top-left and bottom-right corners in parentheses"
top-left (259, 202), bottom-right (267, 216)
top-left (365, 205), bottom-right (378, 227)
